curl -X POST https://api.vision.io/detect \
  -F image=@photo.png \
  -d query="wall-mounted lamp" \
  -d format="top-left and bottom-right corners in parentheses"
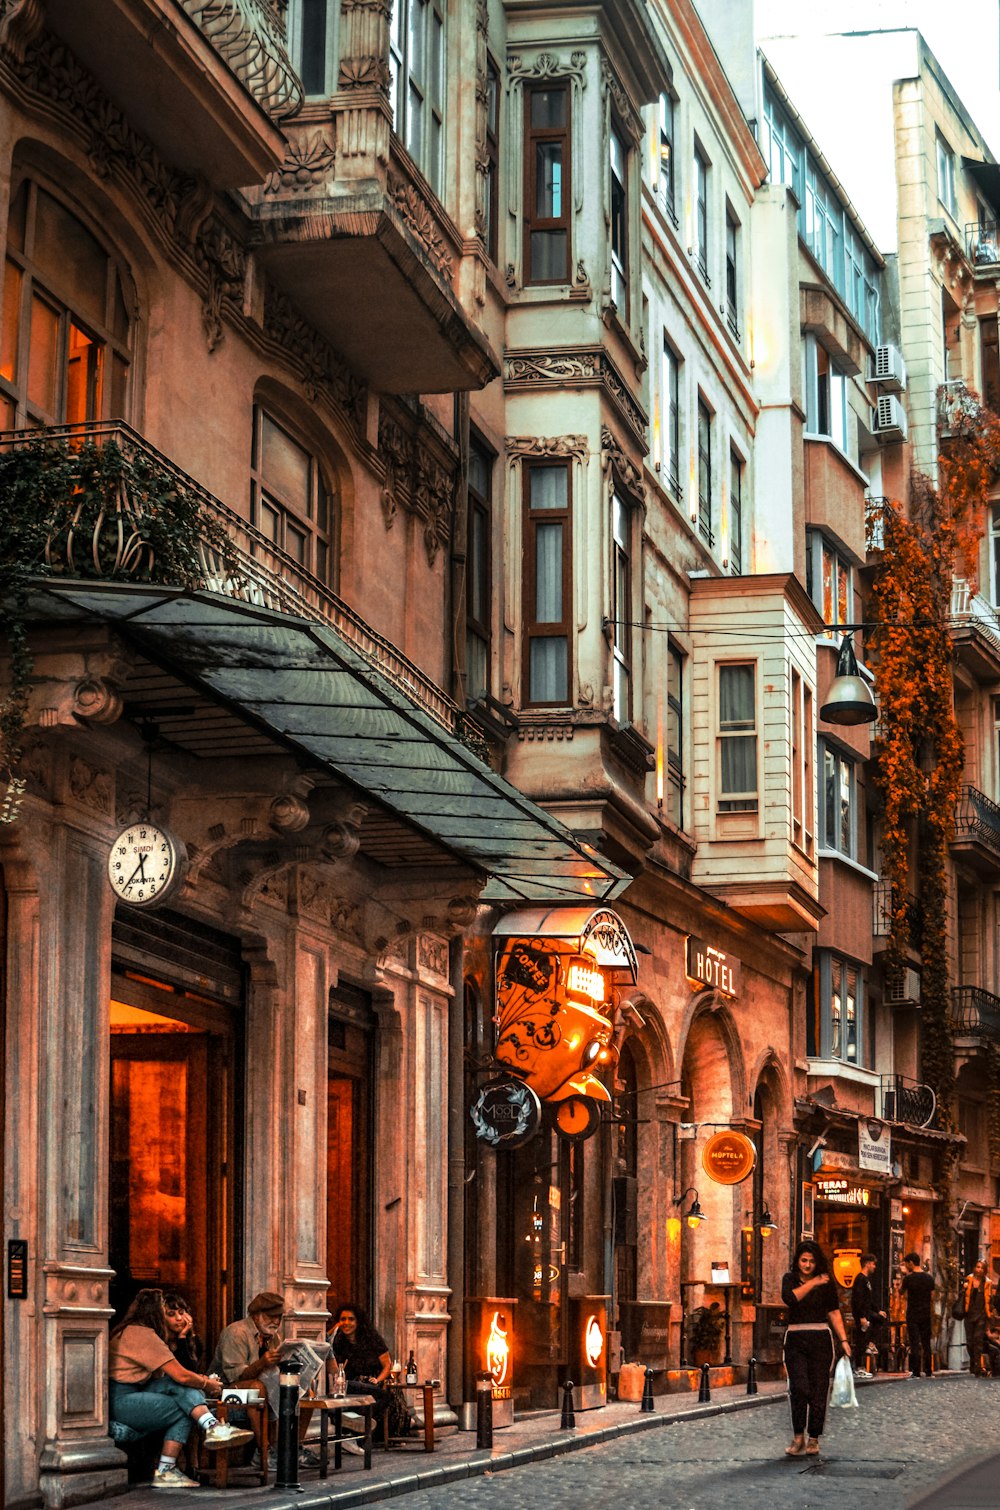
top-left (820, 634), bottom-right (877, 726)
top-left (674, 1186), bottom-right (706, 1229)
top-left (758, 1204), bottom-right (776, 1237)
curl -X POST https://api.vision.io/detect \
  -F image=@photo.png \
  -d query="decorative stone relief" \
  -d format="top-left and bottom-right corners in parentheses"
top-left (72, 677), bottom-right (124, 725)
top-left (601, 425), bottom-right (644, 502)
top-left (417, 934), bottom-right (449, 980)
top-left (517, 721), bottom-right (574, 742)
top-left (338, 0), bottom-right (392, 94)
top-left (505, 434), bottom-right (589, 464)
top-left (505, 351), bottom-right (599, 383)
top-left (321, 793), bottom-right (368, 861)
top-left (263, 286), bottom-right (367, 429)
top-left (193, 217), bottom-right (247, 352)
top-left (600, 55), bottom-right (641, 146)
top-left (0, 0), bottom-right (44, 62)
top-left (264, 130), bottom-right (337, 195)
top-left (67, 756), bottom-right (113, 816)
top-left (508, 50), bottom-right (587, 85)
top-left (387, 168), bottom-right (455, 281)
top-left (377, 404), bottom-right (458, 564)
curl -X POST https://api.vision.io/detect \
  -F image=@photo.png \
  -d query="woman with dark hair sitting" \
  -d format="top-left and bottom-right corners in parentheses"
top-left (109, 1288), bottom-right (252, 1491)
top-left (162, 1293), bottom-right (203, 1374)
top-left (328, 1303), bottom-right (392, 1448)
top-left (781, 1239), bottom-right (851, 1459)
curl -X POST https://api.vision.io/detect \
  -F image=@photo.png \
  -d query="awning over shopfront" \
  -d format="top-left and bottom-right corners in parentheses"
top-left (492, 905), bottom-right (638, 979)
top-left (27, 581), bottom-right (630, 903)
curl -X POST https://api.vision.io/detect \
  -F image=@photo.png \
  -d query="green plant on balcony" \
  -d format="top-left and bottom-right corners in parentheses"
top-left (0, 432), bottom-right (234, 814)
top-left (687, 1303), bottom-right (724, 1362)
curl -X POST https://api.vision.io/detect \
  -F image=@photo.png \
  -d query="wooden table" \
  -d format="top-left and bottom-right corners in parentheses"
top-left (383, 1379), bottom-right (439, 1452)
top-left (311, 1393), bottom-right (375, 1476)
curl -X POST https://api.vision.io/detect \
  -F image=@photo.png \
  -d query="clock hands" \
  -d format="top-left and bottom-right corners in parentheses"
top-left (124, 852), bottom-right (149, 889)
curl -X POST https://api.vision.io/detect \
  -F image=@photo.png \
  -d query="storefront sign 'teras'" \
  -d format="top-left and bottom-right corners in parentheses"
top-left (815, 1176), bottom-right (874, 1207)
top-left (702, 1130), bottom-right (757, 1185)
top-left (685, 936), bottom-right (741, 997)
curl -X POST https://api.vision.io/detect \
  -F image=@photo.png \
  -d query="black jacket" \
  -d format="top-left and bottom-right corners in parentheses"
top-left (852, 1271), bottom-right (877, 1324)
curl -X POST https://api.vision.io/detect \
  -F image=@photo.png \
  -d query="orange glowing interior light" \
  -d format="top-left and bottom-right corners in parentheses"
top-left (566, 961), bottom-right (605, 1003)
top-left (486, 1311), bottom-right (509, 1387)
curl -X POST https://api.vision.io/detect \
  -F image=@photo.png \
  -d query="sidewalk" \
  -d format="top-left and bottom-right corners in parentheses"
top-left (119, 1371), bottom-right (909, 1510)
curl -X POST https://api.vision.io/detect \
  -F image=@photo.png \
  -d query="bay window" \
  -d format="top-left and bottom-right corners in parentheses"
top-left (524, 461), bottom-right (571, 704)
top-left (808, 952), bottom-right (866, 1065)
top-left (524, 83), bottom-right (571, 284)
top-left (718, 662), bottom-right (757, 812)
top-left (389, 0), bottom-right (445, 192)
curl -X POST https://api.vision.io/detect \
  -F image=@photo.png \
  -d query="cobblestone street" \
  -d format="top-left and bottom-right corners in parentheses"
top-left (383, 1377), bottom-right (999, 1510)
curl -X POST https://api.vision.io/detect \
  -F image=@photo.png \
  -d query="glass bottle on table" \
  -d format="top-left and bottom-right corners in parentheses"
top-left (405, 1350), bottom-right (417, 1385)
top-left (333, 1361), bottom-right (346, 1398)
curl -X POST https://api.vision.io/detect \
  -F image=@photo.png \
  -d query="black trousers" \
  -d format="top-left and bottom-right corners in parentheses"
top-left (784, 1329), bottom-right (834, 1438)
top-left (966, 1317), bottom-right (988, 1375)
top-left (908, 1315), bottom-right (933, 1376)
top-left (852, 1316), bottom-right (882, 1371)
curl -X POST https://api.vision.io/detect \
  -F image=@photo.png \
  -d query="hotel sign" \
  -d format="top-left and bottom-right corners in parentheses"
top-left (686, 937), bottom-right (741, 997)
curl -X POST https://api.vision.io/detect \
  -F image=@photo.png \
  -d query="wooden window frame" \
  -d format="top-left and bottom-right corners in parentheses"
top-left (484, 55), bottom-right (501, 265)
top-left (717, 660), bottom-right (758, 814)
top-left (666, 640), bottom-right (684, 828)
top-left (791, 669), bottom-right (815, 856)
top-left (523, 459), bottom-right (572, 706)
top-left (661, 337), bottom-right (682, 501)
top-left (524, 81), bottom-right (572, 286)
top-left (466, 431), bottom-right (494, 701)
top-left (250, 403), bottom-right (333, 587)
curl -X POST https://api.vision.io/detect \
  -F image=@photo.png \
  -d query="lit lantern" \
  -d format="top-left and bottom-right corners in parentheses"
top-left (486, 1311), bottom-right (509, 1389)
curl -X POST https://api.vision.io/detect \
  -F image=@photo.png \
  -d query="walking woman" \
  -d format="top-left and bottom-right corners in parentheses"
top-left (781, 1239), bottom-right (852, 1458)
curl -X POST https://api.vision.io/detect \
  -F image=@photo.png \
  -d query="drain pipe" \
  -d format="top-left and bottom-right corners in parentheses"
top-left (446, 934), bottom-right (467, 1418)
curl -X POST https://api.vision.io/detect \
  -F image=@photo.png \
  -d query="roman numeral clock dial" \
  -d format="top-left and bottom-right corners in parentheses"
top-left (107, 823), bottom-right (188, 909)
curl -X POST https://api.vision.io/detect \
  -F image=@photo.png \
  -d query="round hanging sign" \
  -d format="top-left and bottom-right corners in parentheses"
top-left (470, 1077), bottom-right (542, 1148)
top-left (701, 1130), bottom-right (757, 1185)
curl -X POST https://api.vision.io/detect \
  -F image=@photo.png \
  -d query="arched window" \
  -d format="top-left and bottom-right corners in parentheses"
top-left (250, 403), bottom-right (336, 586)
top-left (0, 178), bottom-right (131, 429)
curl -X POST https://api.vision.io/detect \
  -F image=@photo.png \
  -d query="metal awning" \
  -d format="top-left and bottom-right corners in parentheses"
top-left (27, 581), bottom-right (630, 903)
top-left (492, 905), bottom-right (637, 978)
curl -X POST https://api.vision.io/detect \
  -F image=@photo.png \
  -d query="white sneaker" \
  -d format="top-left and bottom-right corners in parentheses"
top-left (152, 1465), bottom-right (200, 1490)
top-left (203, 1421), bottom-right (254, 1450)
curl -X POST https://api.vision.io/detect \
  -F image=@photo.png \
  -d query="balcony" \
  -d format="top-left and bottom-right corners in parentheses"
top-left (878, 1074), bottom-right (937, 1128)
top-left (950, 577), bottom-right (1000, 680)
top-left (872, 880), bottom-right (923, 951)
top-left (951, 986), bottom-right (1000, 1045)
top-left (951, 785), bottom-right (1000, 876)
top-left (0, 421), bottom-right (460, 734)
top-left (241, 116), bottom-right (497, 393)
top-left (41, 0), bottom-right (295, 187)
top-left (966, 220), bottom-right (1000, 272)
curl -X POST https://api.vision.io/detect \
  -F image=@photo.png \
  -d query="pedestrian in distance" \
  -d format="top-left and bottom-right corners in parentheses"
top-left (959, 1260), bottom-right (993, 1377)
top-left (900, 1252), bottom-right (936, 1378)
top-left (851, 1254), bottom-right (887, 1377)
top-left (781, 1238), bottom-right (852, 1458)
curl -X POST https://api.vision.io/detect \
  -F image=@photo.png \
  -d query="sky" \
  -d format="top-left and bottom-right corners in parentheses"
top-left (755, 0), bottom-right (1000, 156)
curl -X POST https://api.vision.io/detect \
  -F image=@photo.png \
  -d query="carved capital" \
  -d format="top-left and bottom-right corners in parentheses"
top-left (264, 129), bottom-right (336, 195)
top-left (505, 434), bottom-right (589, 465)
top-left (601, 425), bottom-right (644, 500)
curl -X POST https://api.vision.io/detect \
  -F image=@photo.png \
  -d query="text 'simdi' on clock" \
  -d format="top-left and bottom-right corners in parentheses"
top-left (107, 824), bottom-right (186, 908)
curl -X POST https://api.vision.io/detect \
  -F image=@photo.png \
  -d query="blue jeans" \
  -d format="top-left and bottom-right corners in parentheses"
top-left (110, 1376), bottom-right (206, 1446)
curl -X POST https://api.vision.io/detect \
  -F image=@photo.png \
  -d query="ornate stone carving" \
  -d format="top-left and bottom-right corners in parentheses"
top-left (377, 404), bottom-right (458, 563)
top-left (601, 355), bottom-right (648, 447)
top-left (601, 425), bottom-right (644, 501)
top-left (72, 678), bottom-right (123, 725)
top-left (194, 217), bottom-right (247, 352)
top-left (339, 55), bottom-right (390, 90)
top-left (505, 352), bottom-right (599, 383)
top-left (600, 56), bottom-right (641, 145)
top-left (179, 0), bottom-right (303, 120)
top-left (0, 0), bottom-right (44, 62)
top-left (321, 794), bottom-right (368, 861)
top-left (338, 0), bottom-right (391, 94)
top-left (263, 286), bottom-right (366, 428)
top-left (264, 130), bottom-right (336, 195)
top-left (417, 935), bottom-right (449, 978)
top-left (517, 721), bottom-right (574, 742)
top-left (505, 435), bottom-right (589, 464)
top-left (386, 169), bottom-right (454, 281)
top-left (68, 756), bottom-right (112, 815)
top-left (508, 50), bottom-right (587, 85)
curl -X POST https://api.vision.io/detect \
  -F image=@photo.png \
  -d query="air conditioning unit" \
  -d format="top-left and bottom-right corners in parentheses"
top-left (884, 967), bottom-right (921, 1006)
top-left (875, 393), bottom-right (908, 441)
top-left (870, 343), bottom-right (907, 392)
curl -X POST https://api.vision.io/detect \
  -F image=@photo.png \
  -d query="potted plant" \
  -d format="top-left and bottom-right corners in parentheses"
top-left (687, 1302), bottom-right (724, 1364)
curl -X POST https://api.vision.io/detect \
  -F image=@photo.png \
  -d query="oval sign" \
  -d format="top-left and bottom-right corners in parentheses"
top-left (702, 1130), bottom-right (757, 1185)
top-left (470, 1077), bottom-right (542, 1148)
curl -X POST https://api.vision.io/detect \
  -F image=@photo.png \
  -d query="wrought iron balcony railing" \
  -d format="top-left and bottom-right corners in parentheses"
top-left (954, 784), bottom-right (1000, 858)
top-left (873, 880), bottom-right (923, 948)
top-left (878, 1074), bottom-right (937, 1128)
top-left (179, 0), bottom-right (302, 121)
top-left (939, 380), bottom-right (981, 434)
top-left (950, 577), bottom-right (1000, 663)
top-left (966, 220), bottom-right (1000, 269)
top-left (950, 985), bottom-right (1000, 1044)
top-left (0, 422), bottom-right (460, 735)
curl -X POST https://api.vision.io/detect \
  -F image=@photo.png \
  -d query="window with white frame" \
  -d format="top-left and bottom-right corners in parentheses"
top-left (694, 143), bottom-right (710, 282)
top-left (609, 123), bottom-right (629, 316)
top-left (389, 0), bottom-right (445, 192)
top-left (657, 92), bottom-right (677, 226)
top-left (806, 531), bottom-right (854, 639)
top-left (666, 641), bottom-right (684, 828)
top-left (290, 0), bottom-right (337, 97)
top-left (937, 132), bottom-right (957, 220)
top-left (660, 337), bottom-right (682, 500)
top-left (803, 334), bottom-right (854, 460)
top-left (697, 397), bottom-right (713, 545)
top-left (762, 90), bottom-right (802, 197)
top-left (611, 491), bottom-right (632, 722)
top-left (717, 662), bottom-right (757, 812)
top-left (250, 405), bottom-right (334, 584)
top-left (819, 740), bottom-right (858, 859)
top-left (791, 667), bottom-right (814, 855)
top-left (729, 447), bottom-right (743, 575)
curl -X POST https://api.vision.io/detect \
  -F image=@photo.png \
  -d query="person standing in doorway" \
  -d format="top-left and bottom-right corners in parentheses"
top-left (900, 1253), bottom-right (936, 1378)
top-left (780, 1239), bottom-right (852, 1459)
top-left (851, 1255), bottom-right (887, 1377)
top-left (960, 1260), bottom-right (993, 1377)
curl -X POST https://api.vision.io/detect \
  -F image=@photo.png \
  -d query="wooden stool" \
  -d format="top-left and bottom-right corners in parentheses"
top-left (311, 1393), bottom-right (375, 1476)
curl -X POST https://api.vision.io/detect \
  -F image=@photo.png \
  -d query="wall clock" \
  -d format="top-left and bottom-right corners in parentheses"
top-left (107, 822), bottom-right (188, 909)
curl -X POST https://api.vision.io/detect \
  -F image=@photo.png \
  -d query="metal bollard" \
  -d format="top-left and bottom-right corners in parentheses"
top-left (560, 1379), bottom-right (576, 1430)
top-left (640, 1367), bottom-right (655, 1413)
top-left (698, 1362), bottom-right (711, 1403)
top-left (475, 1371), bottom-right (494, 1450)
top-left (274, 1354), bottom-right (302, 1491)
top-left (746, 1356), bottom-right (758, 1396)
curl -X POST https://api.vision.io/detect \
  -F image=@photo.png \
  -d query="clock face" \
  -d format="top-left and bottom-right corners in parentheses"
top-left (555, 1095), bottom-right (602, 1142)
top-left (107, 824), bottom-right (185, 909)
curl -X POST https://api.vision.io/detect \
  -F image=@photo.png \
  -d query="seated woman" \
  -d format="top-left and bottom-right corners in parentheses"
top-left (328, 1303), bottom-right (392, 1440)
top-left (163, 1293), bottom-right (203, 1373)
top-left (109, 1288), bottom-right (252, 1491)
